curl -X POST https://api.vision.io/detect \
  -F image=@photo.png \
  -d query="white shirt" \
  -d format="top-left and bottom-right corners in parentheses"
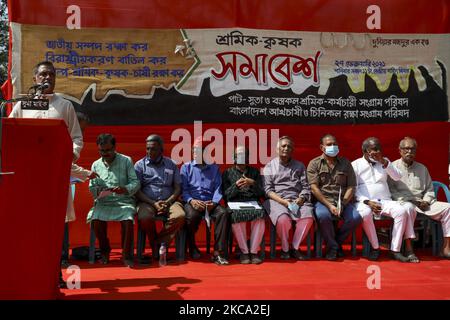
top-left (351, 156), bottom-right (402, 202)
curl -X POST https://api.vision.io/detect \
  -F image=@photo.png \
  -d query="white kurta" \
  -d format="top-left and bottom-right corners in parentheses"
top-left (389, 159), bottom-right (450, 237)
top-left (352, 157), bottom-right (409, 252)
top-left (9, 94), bottom-right (85, 223)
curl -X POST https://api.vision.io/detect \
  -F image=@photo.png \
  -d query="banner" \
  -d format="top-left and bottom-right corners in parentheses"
top-left (10, 25), bottom-right (450, 125)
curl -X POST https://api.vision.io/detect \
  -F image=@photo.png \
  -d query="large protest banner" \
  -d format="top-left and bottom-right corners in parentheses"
top-left (3, 0), bottom-right (449, 245)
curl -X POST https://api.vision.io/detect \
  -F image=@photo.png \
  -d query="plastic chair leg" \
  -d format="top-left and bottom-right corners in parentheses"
top-left (137, 227), bottom-right (145, 261)
top-left (175, 227), bottom-right (186, 261)
top-left (260, 236), bottom-right (266, 260)
top-left (270, 223), bottom-right (276, 259)
top-left (206, 225), bottom-right (211, 254)
top-left (351, 229), bottom-right (357, 257)
top-left (88, 223), bottom-right (96, 264)
top-left (306, 229), bottom-right (312, 258)
top-left (315, 225), bottom-right (323, 258)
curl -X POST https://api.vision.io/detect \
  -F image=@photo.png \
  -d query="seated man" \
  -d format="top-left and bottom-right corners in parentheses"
top-left (87, 134), bottom-right (140, 267)
top-left (389, 137), bottom-right (450, 259)
top-left (134, 134), bottom-right (185, 266)
top-left (181, 139), bottom-right (231, 265)
top-left (307, 134), bottom-right (361, 260)
top-left (352, 137), bottom-right (412, 262)
top-left (222, 146), bottom-right (265, 264)
top-left (262, 136), bottom-right (314, 260)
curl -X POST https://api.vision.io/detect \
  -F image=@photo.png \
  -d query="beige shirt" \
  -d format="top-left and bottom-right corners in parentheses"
top-left (388, 159), bottom-right (435, 204)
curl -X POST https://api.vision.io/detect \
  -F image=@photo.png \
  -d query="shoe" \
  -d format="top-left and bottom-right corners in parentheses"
top-left (325, 249), bottom-right (337, 261)
top-left (280, 250), bottom-right (290, 260)
top-left (189, 246), bottom-right (201, 260)
top-left (240, 253), bottom-right (251, 264)
top-left (405, 251), bottom-right (420, 263)
top-left (123, 259), bottom-right (134, 268)
top-left (213, 255), bottom-right (229, 266)
top-left (389, 251), bottom-right (410, 262)
top-left (290, 249), bottom-right (308, 261)
top-left (250, 254), bottom-right (263, 264)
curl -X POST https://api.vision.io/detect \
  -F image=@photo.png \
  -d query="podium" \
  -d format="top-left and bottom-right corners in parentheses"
top-left (0, 118), bottom-right (72, 299)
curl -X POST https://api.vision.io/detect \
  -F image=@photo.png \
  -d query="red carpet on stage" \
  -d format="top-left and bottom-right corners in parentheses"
top-left (60, 246), bottom-right (450, 300)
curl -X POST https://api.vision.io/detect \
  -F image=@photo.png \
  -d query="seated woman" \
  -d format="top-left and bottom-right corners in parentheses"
top-left (222, 146), bottom-right (266, 264)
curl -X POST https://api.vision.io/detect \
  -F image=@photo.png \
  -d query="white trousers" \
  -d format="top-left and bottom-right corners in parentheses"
top-left (232, 218), bottom-right (265, 254)
top-left (276, 214), bottom-right (313, 252)
top-left (356, 200), bottom-right (408, 252)
top-left (402, 201), bottom-right (450, 238)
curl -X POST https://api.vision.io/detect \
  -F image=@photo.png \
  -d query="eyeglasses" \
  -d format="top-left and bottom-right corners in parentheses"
top-left (400, 147), bottom-right (416, 152)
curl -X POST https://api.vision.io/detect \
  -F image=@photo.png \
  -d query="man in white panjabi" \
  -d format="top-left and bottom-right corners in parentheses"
top-left (352, 137), bottom-right (413, 262)
top-left (389, 137), bottom-right (450, 259)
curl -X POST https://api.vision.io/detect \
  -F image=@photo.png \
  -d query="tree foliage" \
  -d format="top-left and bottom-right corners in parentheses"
top-left (0, 0), bottom-right (9, 85)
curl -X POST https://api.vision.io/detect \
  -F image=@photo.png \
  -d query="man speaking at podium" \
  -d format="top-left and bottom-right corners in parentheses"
top-left (8, 60), bottom-right (83, 288)
top-left (8, 60), bottom-right (83, 158)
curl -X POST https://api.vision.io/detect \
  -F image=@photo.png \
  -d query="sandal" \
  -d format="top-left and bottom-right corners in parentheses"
top-left (405, 252), bottom-right (420, 263)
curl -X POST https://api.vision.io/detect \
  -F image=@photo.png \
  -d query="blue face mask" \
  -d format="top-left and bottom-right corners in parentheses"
top-left (324, 145), bottom-right (339, 157)
top-left (288, 202), bottom-right (300, 218)
top-left (235, 153), bottom-right (246, 165)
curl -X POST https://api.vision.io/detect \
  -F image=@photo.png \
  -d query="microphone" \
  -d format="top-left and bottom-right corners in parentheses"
top-left (29, 83), bottom-right (50, 91)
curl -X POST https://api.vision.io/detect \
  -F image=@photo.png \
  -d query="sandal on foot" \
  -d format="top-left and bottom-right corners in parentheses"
top-left (405, 252), bottom-right (420, 263)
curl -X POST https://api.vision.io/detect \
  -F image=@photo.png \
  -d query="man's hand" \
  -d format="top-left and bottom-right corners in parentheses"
top-left (371, 152), bottom-right (388, 167)
top-left (294, 197), bottom-right (305, 207)
top-left (235, 175), bottom-right (255, 189)
top-left (154, 200), bottom-right (169, 214)
top-left (190, 199), bottom-right (206, 211)
top-left (88, 171), bottom-right (99, 179)
top-left (417, 201), bottom-right (430, 211)
top-left (327, 204), bottom-right (341, 216)
top-left (366, 200), bottom-right (382, 214)
top-left (281, 199), bottom-right (290, 208)
top-left (205, 201), bottom-right (216, 212)
top-left (109, 186), bottom-right (127, 194)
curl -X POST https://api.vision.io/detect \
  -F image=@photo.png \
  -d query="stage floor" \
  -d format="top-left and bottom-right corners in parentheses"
top-left (59, 246), bottom-right (450, 300)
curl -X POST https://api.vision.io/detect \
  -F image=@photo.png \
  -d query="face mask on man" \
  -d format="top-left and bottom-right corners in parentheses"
top-left (324, 145), bottom-right (339, 157)
top-left (236, 153), bottom-right (246, 164)
top-left (288, 202), bottom-right (300, 218)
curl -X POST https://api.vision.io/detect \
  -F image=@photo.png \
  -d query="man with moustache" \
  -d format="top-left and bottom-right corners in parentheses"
top-left (134, 134), bottom-right (185, 266)
top-left (388, 137), bottom-right (450, 260)
top-left (87, 134), bottom-right (140, 268)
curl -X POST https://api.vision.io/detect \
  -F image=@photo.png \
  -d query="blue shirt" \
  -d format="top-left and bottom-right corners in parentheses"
top-left (134, 156), bottom-right (181, 201)
top-left (180, 161), bottom-right (223, 204)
